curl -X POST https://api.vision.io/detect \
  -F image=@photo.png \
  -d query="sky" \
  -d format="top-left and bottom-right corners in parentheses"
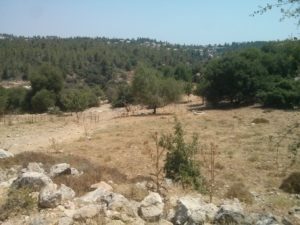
top-left (0, 0), bottom-right (298, 45)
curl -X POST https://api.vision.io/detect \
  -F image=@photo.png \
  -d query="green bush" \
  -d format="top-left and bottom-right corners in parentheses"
top-left (257, 79), bottom-right (300, 109)
top-left (160, 118), bottom-right (205, 191)
top-left (31, 89), bottom-right (56, 113)
top-left (60, 87), bottom-right (99, 112)
top-left (0, 87), bottom-right (7, 114)
top-left (106, 82), bottom-right (133, 108)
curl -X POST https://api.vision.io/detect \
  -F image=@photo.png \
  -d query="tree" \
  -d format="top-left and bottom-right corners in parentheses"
top-left (199, 50), bottom-right (267, 105)
top-left (31, 89), bottom-right (56, 113)
top-left (253, 0), bottom-right (300, 25)
top-left (132, 66), bottom-right (183, 114)
top-left (29, 64), bottom-right (63, 94)
top-left (0, 87), bottom-right (7, 114)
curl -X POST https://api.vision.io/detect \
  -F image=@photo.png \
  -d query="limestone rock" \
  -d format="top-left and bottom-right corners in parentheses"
top-left (73, 205), bottom-right (101, 220)
top-left (12, 171), bottom-right (52, 191)
top-left (90, 181), bottom-right (113, 191)
top-left (172, 195), bottom-right (218, 224)
top-left (139, 192), bottom-right (164, 222)
top-left (0, 149), bottom-right (14, 158)
top-left (39, 183), bottom-right (62, 208)
top-left (58, 184), bottom-right (76, 200)
top-left (214, 199), bottom-right (247, 225)
top-left (49, 163), bottom-right (71, 177)
top-left (79, 187), bottom-right (110, 203)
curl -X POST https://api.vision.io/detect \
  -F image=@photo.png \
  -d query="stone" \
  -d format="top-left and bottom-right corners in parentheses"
top-left (58, 184), bottom-right (76, 200)
top-left (90, 181), bottom-right (113, 191)
top-left (214, 199), bottom-right (247, 225)
top-left (73, 205), bottom-right (101, 220)
top-left (49, 163), bottom-right (71, 177)
top-left (173, 195), bottom-right (218, 224)
top-left (70, 167), bottom-right (81, 176)
top-left (39, 183), bottom-right (62, 208)
top-left (0, 149), bottom-right (14, 158)
top-left (58, 217), bottom-right (73, 225)
top-left (139, 192), bottom-right (164, 222)
top-left (103, 192), bottom-right (139, 218)
top-left (79, 187), bottom-right (110, 203)
top-left (12, 171), bottom-right (53, 191)
top-left (255, 214), bottom-right (280, 225)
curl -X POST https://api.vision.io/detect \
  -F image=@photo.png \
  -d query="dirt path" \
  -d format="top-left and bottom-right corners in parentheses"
top-left (0, 104), bottom-right (126, 154)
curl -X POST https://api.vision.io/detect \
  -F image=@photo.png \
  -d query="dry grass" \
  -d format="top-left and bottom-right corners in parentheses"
top-left (1, 96), bottom-right (300, 216)
top-left (0, 152), bottom-right (128, 196)
top-left (225, 182), bottom-right (254, 204)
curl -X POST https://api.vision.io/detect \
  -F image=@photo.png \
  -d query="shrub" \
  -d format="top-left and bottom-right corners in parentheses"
top-left (60, 88), bottom-right (98, 112)
top-left (160, 118), bottom-right (205, 191)
top-left (31, 89), bottom-right (56, 113)
top-left (280, 172), bottom-right (300, 194)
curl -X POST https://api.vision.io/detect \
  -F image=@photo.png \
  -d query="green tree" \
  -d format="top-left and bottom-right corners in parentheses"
top-left (31, 89), bottom-right (56, 113)
top-left (160, 118), bottom-right (204, 190)
top-left (29, 64), bottom-right (63, 94)
top-left (132, 66), bottom-right (183, 114)
top-left (0, 87), bottom-right (7, 114)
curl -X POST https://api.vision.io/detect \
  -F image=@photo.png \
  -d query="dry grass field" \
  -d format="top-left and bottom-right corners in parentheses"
top-left (1, 95), bottom-right (299, 217)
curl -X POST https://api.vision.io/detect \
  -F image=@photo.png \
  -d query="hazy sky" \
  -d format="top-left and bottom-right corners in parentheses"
top-left (0, 0), bottom-right (298, 45)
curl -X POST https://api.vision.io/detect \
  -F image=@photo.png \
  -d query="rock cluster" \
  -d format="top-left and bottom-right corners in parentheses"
top-left (0, 159), bottom-right (299, 225)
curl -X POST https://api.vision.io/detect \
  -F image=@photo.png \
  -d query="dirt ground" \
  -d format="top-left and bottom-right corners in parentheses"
top-left (1, 95), bottom-right (300, 216)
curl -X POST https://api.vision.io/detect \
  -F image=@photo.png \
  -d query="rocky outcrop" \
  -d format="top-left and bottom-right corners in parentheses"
top-left (139, 192), bottom-right (164, 222)
top-left (0, 149), bottom-right (14, 158)
top-left (12, 171), bottom-right (52, 191)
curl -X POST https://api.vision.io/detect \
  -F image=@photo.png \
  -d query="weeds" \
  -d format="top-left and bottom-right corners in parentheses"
top-left (0, 188), bottom-right (37, 221)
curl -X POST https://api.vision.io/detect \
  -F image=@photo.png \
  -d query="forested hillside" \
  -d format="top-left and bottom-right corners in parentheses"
top-left (0, 34), bottom-right (299, 114)
top-left (0, 34), bottom-right (272, 84)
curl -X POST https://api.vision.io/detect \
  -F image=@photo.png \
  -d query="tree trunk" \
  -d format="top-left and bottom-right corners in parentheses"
top-left (153, 106), bottom-right (157, 114)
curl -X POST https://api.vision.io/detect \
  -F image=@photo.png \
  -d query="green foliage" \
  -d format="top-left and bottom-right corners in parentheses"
top-left (60, 87), bottom-right (99, 112)
top-left (106, 82), bottom-right (133, 108)
top-left (29, 64), bottom-right (63, 94)
top-left (253, 0), bottom-right (300, 25)
top-left (198, 41), bottom-right (300, 108)
top-left (6, 88), bottom-right (28, 111)
top-left (31, 89), bottom-right (56, 113)
top-left (257, 79), bottom-right (300, 108)
top-left (132, 66), bottom-right (183, 113)
top-left (0, 188), bottom-right (37, 221)
top-left (160, 118), bottom-right (204, 191)
top-left (0, 87), bottom-right (7, 114)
